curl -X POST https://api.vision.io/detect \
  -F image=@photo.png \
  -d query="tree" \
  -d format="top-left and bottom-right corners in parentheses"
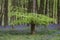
top-left (57, 0), bottom-right (60, 24)
top-left (35, 0), bottom-right (38, 13)
top-left (10, 13), bottom-right (54, 34)
top-left (38, 0), bottom-right (44, 14)
top-left (45, 0), bottom-right (49, 15)
top-left (49, 0), bottom-right (54, 17)
top-left (0, 0), bottom-right (3, 26)
top-left (4, 0), bottom-right (8, 26)
top-left (27, 0), bottom-right (33, 13)
top-left (31, 0), bottom-right (37, 34)
top-left (0, 1), bottom-right (2, 26)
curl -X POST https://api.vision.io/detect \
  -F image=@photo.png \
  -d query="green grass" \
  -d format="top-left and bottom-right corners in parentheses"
top-left (0, 30), bottom-right (60, 40)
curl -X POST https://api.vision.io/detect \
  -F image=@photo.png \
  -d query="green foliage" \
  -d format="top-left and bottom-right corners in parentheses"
top-left (10, 12), bottom-right (55, 26)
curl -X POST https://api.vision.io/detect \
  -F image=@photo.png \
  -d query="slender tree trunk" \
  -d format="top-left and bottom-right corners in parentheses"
top-left (33, 0), bottom-right (36, 13)
top-left (0, 13), bottom-right (2, 26)
top-left (0, 17), bottom-right (2, 26)
top-left (45, 0), bottom-right (49, 15)
top-left (32, 0), bottom-right (38, 13)
top-left (0, 0), bottom-right (3, 26)
top-left (38, 0), bottom-right (44, 14)
top-left (57, 0), bottom-right (60, 24)
top-left (27, 0), bottom-right (33, 13)
top-left (35, 0), bottom-right (38, 13)
top-left (57, 0), bottom-right (60, 29)
top-left (49, 0), bottom-right (54, 17)
top-left (4, 0), bottom-right (8, 26)
top-left (0, 4), bottom-right (2, 26)
top-left (27, 0), bottom-right (31, 13)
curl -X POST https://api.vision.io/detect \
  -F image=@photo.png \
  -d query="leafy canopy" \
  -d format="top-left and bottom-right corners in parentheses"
top-left (10, 13), bottom-right (55, 26)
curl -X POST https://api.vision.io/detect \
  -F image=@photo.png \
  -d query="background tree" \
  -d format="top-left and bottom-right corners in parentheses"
top-left (45, 0), bottom-right (49, 15)
top-left (57, 0), bottom-right (60, 24)
top-left (4, 0), bottom-right (8, 26)
top-left (49, 0), bottom-right (54, 17)
top-left (0, 0), bottom-right (4, 26)
top-left (27, 0), bottom-right (33, 13)
top-left (38, 0), bottom-right (44, 14)
top-left (0, 0), bottom-right (2, 26)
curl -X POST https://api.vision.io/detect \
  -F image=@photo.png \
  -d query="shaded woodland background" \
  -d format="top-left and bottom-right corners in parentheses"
top-left (0, 0), bottom-right (60, 26)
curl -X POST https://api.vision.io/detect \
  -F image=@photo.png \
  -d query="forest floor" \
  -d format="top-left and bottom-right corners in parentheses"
top-left (0, 24), bottom-right (60, 40)
top-left (0, 31), bottom-right (60, 40)
top-left (0, 29), bottom-right (60, 40)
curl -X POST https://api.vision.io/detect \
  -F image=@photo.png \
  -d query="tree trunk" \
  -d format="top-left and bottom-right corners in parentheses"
top-left (4, 0), bottom-right (8, 26)
top-left (0, 13), bottom-right (2, 26)
top-left (45, 0), bottom-right (49, 15)
top-left (0, 0), bottom-right (3, 26)
top-left (49, 0), bottom-right (54, 17)
top-left (0, 14), bottom-right (2, 26)
top-left (57, 0), bottom-right (60, 24)
top-left (33, 0), bottom-right (36, 13)
top-left (30, 21), bottom-right (35, 34)
top-left (27, 0), bottom-right (33, 13)
top-left (38, 0), bottom-right (44, 14)
top-left (36, 0), bottom-right (38, 13)
top-left (0, 5), bottom-right (2, 26)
